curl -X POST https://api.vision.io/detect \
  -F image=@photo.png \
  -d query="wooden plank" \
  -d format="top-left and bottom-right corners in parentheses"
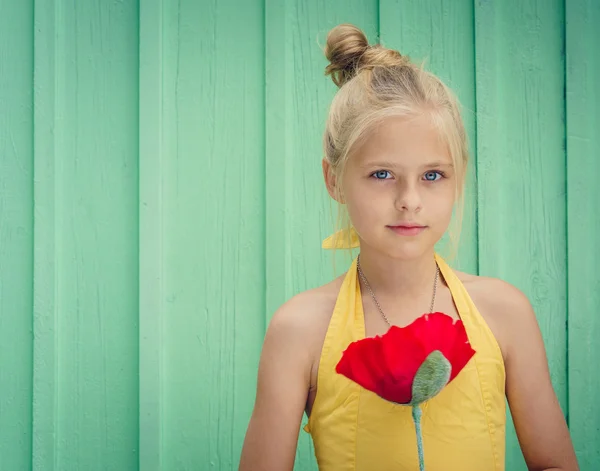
top-left (31, 0), bottom-right (58, 468)
top-left (265, 2), bottom-right (378, 469)
top-left (277, 2), bottom-right (379, 292)
top-left (474, 1), bottom-right (567, 469)
top-left (379, 0), bottom-right (478, 274)
top-left (32, 0), bottom-right (141, 469)
top-left (265, 0), bottom-right (287, 328)
top-left (566, 0), bottom-right (600, 468)
top-left (159, 0), bottom-right (265, 469)
top-left (0, 1), bottom-right (34, 470)
top-left (139, 0), bottom-right (164, 470)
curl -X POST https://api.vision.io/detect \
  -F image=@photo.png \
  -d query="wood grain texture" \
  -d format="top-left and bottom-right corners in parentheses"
top-left (265, 0), bottom-right (287, 326)
top-left (266, 0), bottom-right (380, 319)
top-left (566, 0), bottom-right (600, 468)
top-left (31, 0), bottom-right (140, 469)
top-left (379, 0), bottom-right (478, 273)
top-left (139, 0), bottom-right (164, 470)
top-left (160, 0), bottom-right (265, 469)
top-left (0, 1), bottom-right (34, 470)
top-left (475, 1), bottom-right (567, 469)
top-left (265, 2), bottom-right (378, 468)
top-left (32, 0), bottom-right (59, 468)
top-left (2, 1), bottom-right (600, 469)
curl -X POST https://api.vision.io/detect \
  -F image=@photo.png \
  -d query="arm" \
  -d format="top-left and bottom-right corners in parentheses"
top-left (239, 296), bottom-right (313, 471)
top-left (501, 284), bottom-right (579, 471)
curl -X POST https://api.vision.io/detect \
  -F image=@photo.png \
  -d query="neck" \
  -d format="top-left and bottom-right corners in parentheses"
top-left (357, 247), bottom-right (438, 300)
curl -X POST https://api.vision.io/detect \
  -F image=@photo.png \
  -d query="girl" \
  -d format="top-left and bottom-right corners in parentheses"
top-left (239, 24), bottom-right (578, 471)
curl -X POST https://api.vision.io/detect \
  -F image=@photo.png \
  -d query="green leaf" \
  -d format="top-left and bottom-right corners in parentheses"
top-left (410, 350), bottom-right (451, 405)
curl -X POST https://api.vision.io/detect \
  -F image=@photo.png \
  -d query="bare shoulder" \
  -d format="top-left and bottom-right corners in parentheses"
top-left (455, 270), bottom-right (532, 312)
top-left (453, 269), bottom-right (536, 359)
top-left (267, 273), bottom-right (345, 358)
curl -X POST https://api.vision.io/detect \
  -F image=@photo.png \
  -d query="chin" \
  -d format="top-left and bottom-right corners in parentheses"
top-left (368, 236), bottom-right (434, 261)
top-left (357, 227), bottom-right (441, 260)
top-left (388, 245), bottom-right (432, 261)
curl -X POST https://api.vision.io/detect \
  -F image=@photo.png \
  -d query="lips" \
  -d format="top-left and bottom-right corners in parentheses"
top-left (387, 224), bottom-right (427, 236)
top-left (390, 224), bottom-right (425, 229)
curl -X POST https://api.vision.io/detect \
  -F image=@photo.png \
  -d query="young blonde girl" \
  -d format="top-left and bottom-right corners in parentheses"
top-left (239, 23), bottom-right (578, 471)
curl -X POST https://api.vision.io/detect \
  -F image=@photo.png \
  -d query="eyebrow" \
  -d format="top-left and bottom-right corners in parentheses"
top-left (360, 160), bottom-right (454, 169)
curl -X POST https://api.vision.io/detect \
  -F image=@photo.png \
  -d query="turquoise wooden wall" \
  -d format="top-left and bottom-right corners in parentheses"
top-left (1, 0), bottom-right (598, 470)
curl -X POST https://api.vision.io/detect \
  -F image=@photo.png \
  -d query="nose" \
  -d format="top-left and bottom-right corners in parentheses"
top-left (394, 180), bottom-right (422, 212)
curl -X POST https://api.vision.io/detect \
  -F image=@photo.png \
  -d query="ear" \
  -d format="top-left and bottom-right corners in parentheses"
top-left (322, 158), bottom-right (345, 203)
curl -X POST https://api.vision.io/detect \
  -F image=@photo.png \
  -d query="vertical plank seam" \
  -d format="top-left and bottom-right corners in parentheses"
top-left (139, 0), bottom-right (163, 469)
top-left (32, 0), bottom-right (58, 468)
top-left (376, 0), bottom-right (381, 42)
top-left (471, 0), bottom-right (480, 276)
top-left (562, 0), bottom-right (570, 429)
top-left (262, 0), bottom-right (268, 336)
top-left (264, 0), bottom-right (287, 326)
top-left (31, 0), bottom-right (37, 467)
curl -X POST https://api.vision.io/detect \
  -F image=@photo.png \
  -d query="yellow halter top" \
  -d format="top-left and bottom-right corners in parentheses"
top-left (304, 232), bottom-right (506, 470)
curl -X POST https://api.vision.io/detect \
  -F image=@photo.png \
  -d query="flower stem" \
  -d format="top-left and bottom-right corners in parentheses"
top-left (412, 404), bottom-right (425, 471)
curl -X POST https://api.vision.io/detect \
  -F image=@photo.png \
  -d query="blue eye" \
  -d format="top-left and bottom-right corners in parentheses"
top-left (372, 170), bottom-right (391, 180)
top-left (423, 171), bottom-right (443, 182)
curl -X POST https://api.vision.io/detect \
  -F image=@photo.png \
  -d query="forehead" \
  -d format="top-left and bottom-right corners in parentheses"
top-left (351, 114), bottom-right (451, 168)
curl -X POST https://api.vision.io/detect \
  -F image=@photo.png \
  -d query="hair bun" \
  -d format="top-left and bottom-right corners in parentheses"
top-left (324, 24), bottom-right (370, 88)
top-left (324, 24), bottom-right (407, 88)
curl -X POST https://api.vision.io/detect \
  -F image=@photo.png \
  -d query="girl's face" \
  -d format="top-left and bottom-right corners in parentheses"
top-left (332, 114), bottom-right (456, 260)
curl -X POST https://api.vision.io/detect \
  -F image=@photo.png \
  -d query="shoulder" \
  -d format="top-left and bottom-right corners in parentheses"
top-left (266, 273), bottom-right (345, 360)
top-left (457, 270), bottom-right (533, 313)
top-left (269, 274), bottom-right (344, 331)
top-left (454, 270), bottom-right (538, 360)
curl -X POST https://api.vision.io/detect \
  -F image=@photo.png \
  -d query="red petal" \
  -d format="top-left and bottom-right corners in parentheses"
top-left (407, 312), bottom-right (476, 382)
top-left (379, 326), bottom-right (427, 403)
top-left (336, 312), bottom-right (476, 405)
top-left (406, 312), bottom-right (456, 353)
top-left (336, 336), bottom-right (386, 392)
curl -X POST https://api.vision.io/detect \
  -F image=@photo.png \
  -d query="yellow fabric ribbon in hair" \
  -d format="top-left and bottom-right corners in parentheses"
top-left (322, 227), bottom-right (361, 249)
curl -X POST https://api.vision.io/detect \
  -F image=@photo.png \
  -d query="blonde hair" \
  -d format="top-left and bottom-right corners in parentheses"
top-left (322, 24), bottom-right (470, 260)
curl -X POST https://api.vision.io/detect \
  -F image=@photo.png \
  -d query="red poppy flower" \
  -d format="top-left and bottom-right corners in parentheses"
top-left (336, 312), bottom-right (475, 470)
top-left (336, 312), bottom-right (476, 470)
top-left (336, 312), bottom-right (475, 404)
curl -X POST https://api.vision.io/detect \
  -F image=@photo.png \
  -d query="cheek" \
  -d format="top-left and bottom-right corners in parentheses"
top-left (344, 184), bottom-right (384, 223)
top-left (427, 188), bottom-right (455, 223)
top-left (432, 192), bottom-right (454, 211)
top-left (346, 191), bottom-right (372, 219)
